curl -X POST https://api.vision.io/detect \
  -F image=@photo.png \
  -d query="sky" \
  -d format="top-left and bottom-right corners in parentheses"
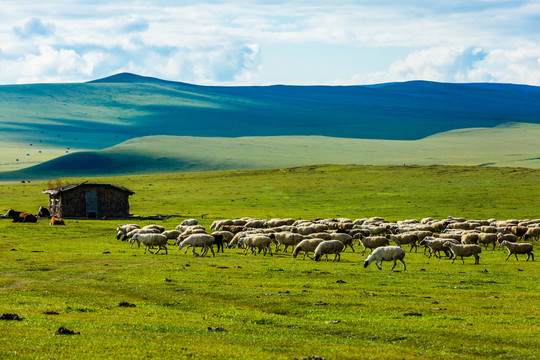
top-left (1, 0), bottom-right (540, 86)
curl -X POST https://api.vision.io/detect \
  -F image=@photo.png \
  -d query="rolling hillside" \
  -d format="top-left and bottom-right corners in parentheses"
top-left (1, 73), bottom-right (539, 178)
top-left (1, 122), bottom-right (538, 180)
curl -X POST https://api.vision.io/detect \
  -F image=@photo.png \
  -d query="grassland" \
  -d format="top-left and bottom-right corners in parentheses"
top-left (0, 165), bottom-right (539, 359)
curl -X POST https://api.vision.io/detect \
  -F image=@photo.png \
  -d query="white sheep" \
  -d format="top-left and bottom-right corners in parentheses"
top-left (181, 218), bottom-right (198, 226)
top-left (178, 234), bottom-right (215, 257)
top-left (142, 224), bottom-right (165, 233)
top-left (161, 230), bottom-right (182, 242)
top-left (131, 233), bottom-right (168, 254)
top-left (499, 240), bottom-right (534, 261)
top-left (313, 240), bottom-right (344, 262)
top-left (443, 241), bottom-right (482, 264)
top-left (477, 233), bottom-right (498, 250)
top-left (386, 233), bottom-right (419, 252)
top-left (126, 228), bottom-right (160, 245)
top-left (356, 235), bottom-right (389, 255)
top-left (523, 227), bottom-right (540, 241)
top-left (292, 239), bottom-right (326, 260)
top-left (271, 232), bottom-right (305, 252)
top-left (329, 232), bottom-right (355, 252)
top-left (241, 235), bottom-right (273, 256)
top-left (116, 224), bottom-right (140, 240)
top-left (418, 238), bottom-right (454, 258)
top-left (363, 246), bottom-right (406, 271)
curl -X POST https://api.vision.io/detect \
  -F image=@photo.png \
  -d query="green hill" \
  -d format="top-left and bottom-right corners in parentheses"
top-left (1, 122), bottom-right (538, 181)
top-left (1, 73), bottom-right (539, 177)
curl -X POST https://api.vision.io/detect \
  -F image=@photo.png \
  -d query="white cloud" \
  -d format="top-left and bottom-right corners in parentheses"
top-left (0, 1), bottom-right (540, 85)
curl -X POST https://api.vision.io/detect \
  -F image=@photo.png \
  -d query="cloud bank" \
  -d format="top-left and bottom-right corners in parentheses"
top-left (0, 1), bottom-right (539, 85)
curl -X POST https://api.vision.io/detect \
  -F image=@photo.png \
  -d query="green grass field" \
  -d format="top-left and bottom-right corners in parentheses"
top-left (1, 165), bottom-right (539, 359)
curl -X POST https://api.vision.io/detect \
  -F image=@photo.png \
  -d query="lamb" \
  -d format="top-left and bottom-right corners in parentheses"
top-left (178, 234), bottom-right (215, 257)
top-left (241, 235), bottom-right (273, 256)
top-left (363, 246), bottom-right (406, 271)
top-left (356, 235), bottom-right (389, 255)
top-left (443, 241), bottom-right (482, 264)
top-left (270, 232), bottom-right (305, 252)
top-left (131, 233), bottom-right (168, 254)
top-left (292, 239), bottom-right (326, 260)
top-left (116, 224), bottom-right (140, 240)
top-left (477, 233), bottom-right (498, 250)
top-left (523, 227), bottom-right (540, 241)
top-left (386, 233), bottom-right (419, 252)
top-left (329, 232), bottom-right (355, 252)
top-left (499, 241), bottom-right (534, 261)
top-left (313, 240), bottom-right (344, 262)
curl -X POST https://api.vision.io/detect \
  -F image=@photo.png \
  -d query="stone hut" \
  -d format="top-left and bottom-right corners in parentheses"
top-left (43, 182), bottom-right (134, 219)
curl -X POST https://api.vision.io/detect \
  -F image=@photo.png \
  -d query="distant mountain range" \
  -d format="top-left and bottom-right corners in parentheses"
top-left (0, 73), bottom-right (539, 179)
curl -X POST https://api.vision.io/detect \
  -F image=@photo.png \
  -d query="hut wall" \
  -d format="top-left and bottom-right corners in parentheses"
top-left (48, 185), bottom-right (131, 219)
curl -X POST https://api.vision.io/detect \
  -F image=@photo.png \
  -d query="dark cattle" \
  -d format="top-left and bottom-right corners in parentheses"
top-left (38, 206), bottom-right (50, 218)
top-left (5, 209), bottom-right (38, 223)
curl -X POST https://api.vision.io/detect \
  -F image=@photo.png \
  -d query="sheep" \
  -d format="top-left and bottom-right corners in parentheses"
top-left (313, 240), bottom-right (344, 262)
top-left (131, 233), bottom-right (168, 254)
top-left (181, 218), bottom-right (198, 226)
top-left (161, 230), bottom-right (182, 242)
top-left (271, 232), bottom-right (305, 252)
top-left (244, 219), bottom-right (268, 229)
top-left (523, 227), bottom-right (540, 241)
top-left (175, 227), bottom-right (208, 245)
top-left (508, 226), bottom-right (529, 239)
top-left (125, 228), bottom-right (160, 244)
top-left (296, 226), bottom-right (317, 236)
top-left (178, 234), bottom-right (215, 257)
top-left (460, 232), bottom-right (479, 245)
top-left (329, 232), bottom-right (355, 252)
top-left (116, 224), bottom-right (140, 239)
top-left (292, 239), bottom-right (326, 260)
top-left (418, 238), bottom-right (454, 258)
top-left (363, 246), bottom-right (406, 271)
top-left (477, 233), bottom-right (498, 250)
top-left (356, 235), bottom-right (390, 255)
top-left (220, 225), bottom-right (247, 234)
top-left (499, 241), bottom-right (534, 261)
top-left (309, 232), bottom-right (332, 240)
top-left (241, 235), bottom-right (273, 256)
top-left (142, 224), bottom-right (165, 233)
top-left (386, 233), bottom-right (419, 252)
top-left (497, 233), bottom-right (519, 248)
top-left (443, 241), bottom-right (481, 264)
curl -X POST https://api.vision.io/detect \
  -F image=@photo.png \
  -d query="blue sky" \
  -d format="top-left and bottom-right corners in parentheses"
top-left (1, 0), bottom-right (539, 85)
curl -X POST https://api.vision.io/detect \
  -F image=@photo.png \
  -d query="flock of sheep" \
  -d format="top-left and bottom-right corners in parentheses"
top-left (115, 216), bottom-right (538, 270)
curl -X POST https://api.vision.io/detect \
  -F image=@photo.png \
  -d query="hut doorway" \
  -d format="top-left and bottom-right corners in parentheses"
top-left (85, 191), bottom-right (98, 218)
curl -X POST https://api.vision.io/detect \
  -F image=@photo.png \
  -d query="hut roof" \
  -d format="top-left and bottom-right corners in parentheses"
top-left (43, 182), bottom-right (134, 196)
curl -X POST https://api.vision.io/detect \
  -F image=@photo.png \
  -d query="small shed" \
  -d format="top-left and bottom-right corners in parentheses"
top-left (43, 182), bottom-right (134, 219)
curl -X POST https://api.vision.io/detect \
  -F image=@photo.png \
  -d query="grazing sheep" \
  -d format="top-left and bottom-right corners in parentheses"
top-left (161, 230), bottom-right (182, 242)
top-left (477, 233), bottom-right (498, 250)
top-left (142, 224), bottom-right (165, 233)
top-left (181, 218), bottom-right (198, 226)
top-left (131, 233), bottom-right (168, 254)
top-left (418, 238), bottom-right (454, 258)
top-left (125, 228), bottom-right (160, 244)
top-left (386, 233), bottom-right (419, 252)
top-left (508, 226), bottom-right (529, 239)
top-left (313, 240), bottom-right (344, 262)
top-left (116, 224), bottom-right (140, 240)
top-left (296, 226), bottom-right (317, 236)
top-left (244, 219), bottom-right (268, 229)
top-left (500, 241), bottom-right (534, 261)
top-left (497, 233), bottom-right (519, 249)
top-left (178, 234), bottom-right (215, 257)
top-left (49, 216), bottom-right (65, 225)
top-left (292, 239), bottom-right (326, 260)
top-left (175, 227), bottom-right (207, 244)
top-left (356, 235), bottom-right (390, 255)
top-left (443, 241), bottom-right (482, 264)
top-left (271, 232), bottom-right (305, 252)
top-left (329, 232), bottom-right (355, 252)
top-left (220, 225), bottom-right (247, 234)
top-left (363, 246), bottom-right (406, 271)
top-left (241, 235), bottom-right (273, 256)
top-left (460, 232), bottom-right (479, 245)
top-left (523, 227), bottom-right (540, 242)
